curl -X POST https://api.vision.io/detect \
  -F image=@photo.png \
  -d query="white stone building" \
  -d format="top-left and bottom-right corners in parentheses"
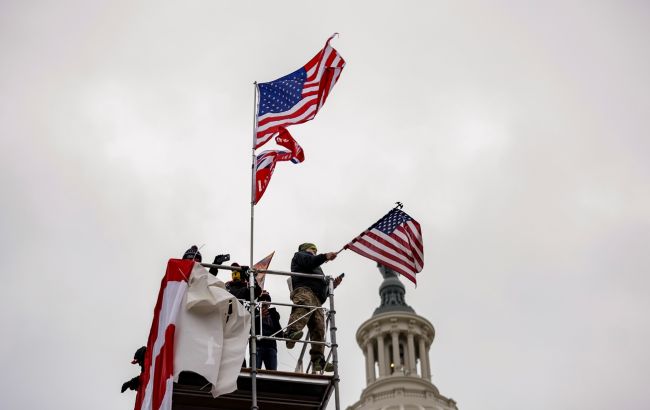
top-left (347, 266), bottom-right (458, 410)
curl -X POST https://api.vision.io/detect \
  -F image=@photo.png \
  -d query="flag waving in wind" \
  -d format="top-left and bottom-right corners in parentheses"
top-left (254, 129), bottom-right (304, 204)
top-left (252, 34), bottom-right (345, 204)
top-left (255, 34), bottom-right (346, 149)
top-left (344, 207), bottom-right (424, 285)
top-left (252, 251), bottom-right (275, 289)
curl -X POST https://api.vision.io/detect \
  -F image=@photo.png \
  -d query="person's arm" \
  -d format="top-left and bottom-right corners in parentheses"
top-left (292, 252), bottom-right (333, 272)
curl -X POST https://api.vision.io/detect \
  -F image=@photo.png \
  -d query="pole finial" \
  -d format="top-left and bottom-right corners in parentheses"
top-left (394, 202), bottom-right (403, 209)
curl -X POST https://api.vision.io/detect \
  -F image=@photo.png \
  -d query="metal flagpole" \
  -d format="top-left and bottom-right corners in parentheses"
top-left (249, 81), bottom-right (259, 410)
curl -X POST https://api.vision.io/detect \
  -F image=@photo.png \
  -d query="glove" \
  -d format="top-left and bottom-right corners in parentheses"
top-left (121, 376), bottom-right (140, 393)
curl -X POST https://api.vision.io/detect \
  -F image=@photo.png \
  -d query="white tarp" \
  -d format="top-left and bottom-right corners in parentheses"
top-left (173, 264), bottom-right (251, 397)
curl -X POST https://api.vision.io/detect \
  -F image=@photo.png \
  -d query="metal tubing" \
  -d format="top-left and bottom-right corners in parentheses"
top-left (249, 81), bottom-right (258, 410)
top-left (255, 268), bottom-right (326, 279)
top-left (328, 276), bottom-right (341, 410)
top-left (199, 263), bottom-right (244, 271)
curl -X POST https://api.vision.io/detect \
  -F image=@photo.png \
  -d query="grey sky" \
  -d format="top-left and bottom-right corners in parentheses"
top-left (1, 1), bottom-right (649, 409)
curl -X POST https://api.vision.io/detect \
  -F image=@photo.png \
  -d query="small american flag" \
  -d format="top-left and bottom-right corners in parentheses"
top-left (345, 207), bottom-right (424, 285)
top-left (255, 34), bottom-right (345, 149)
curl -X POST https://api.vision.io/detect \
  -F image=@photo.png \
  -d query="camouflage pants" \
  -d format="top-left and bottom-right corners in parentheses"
top-left (287, 287), bottom-right (325, 360)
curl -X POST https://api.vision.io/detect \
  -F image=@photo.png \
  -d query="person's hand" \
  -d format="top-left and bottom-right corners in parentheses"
top-left (325, 252), bottom-right (337, 261)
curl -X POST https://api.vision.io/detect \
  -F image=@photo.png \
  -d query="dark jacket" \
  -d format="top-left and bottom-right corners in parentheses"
top-left (254, 307), bottom-right (282, 349)
top-left (226, 279), bottom-right (262, 301)
top-left (291, 251), bottom-right (329, 304)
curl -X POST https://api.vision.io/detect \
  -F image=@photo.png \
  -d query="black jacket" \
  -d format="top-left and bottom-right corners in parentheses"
top-left (254, 307), bottom-right (282, 349)
top-left (290, 251), bottom-right (329, 304)
top-left (226, 279), bottom-right (262, 301)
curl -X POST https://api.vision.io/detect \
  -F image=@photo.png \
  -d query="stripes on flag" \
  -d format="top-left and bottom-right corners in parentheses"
top-left (135, 259), bottom-right (194, 410)
top-left (344, 208), bottom-right (424, 285)
top-left (253, 129), bottom-right (304, 204)
top-left (255, 34), bottom-right (345, 149)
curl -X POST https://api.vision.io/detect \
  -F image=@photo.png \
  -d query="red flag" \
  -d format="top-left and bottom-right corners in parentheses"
top-left (253, 130), bottom-right (304, 204)
top-left (275, 128), bottom-right (304, 163)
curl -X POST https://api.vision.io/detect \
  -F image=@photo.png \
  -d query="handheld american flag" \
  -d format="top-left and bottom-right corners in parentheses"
top-left (255, 34), bottom-right (345, 149)
top-left (344, 207), bottom-right (424, 285)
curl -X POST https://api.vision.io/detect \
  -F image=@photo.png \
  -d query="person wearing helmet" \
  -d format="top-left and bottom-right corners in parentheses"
top-left (285, 243), bottom-right (343, 373)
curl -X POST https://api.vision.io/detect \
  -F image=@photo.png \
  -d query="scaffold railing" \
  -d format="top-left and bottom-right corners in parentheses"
top-left (199, 262), bottom-right (341, 410)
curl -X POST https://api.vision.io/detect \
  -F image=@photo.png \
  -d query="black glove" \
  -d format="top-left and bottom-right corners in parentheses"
top-left (121, 376), bottom-right (140, 393)
top-left (210, 254), bottom-right (230, 276)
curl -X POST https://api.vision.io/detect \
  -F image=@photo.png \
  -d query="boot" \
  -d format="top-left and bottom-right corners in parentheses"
top-left (312, 356), bottom-right (334, 373)
top-left (283, 329), bottom-right (304, 349)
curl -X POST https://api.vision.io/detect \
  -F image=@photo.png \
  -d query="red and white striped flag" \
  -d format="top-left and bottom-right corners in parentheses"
top-left (255, 34), bottom-right (345, 149)
top-left (253, 129), bottom-right (305, 204)
top-left (344, 207), bottom-right (424, 285)
top-left (134, 259), bottom-right (193, 410)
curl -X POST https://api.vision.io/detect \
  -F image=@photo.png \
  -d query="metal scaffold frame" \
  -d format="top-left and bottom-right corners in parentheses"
top-left (199, 262), bottom-right (342, 410)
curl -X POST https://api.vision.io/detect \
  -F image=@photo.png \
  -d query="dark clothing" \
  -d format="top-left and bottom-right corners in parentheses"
top-left (256, 346), bottom-right (278, 370)
top-left (225, 279), bottom-right (262, 301)
top-left (289, 251), bottom-right (330, 363)
top-left (255, 306), bottom-right (282, 370)
top-left (254, 307), bottom-right (282, 350)
top-left (290, 251), bottom-right (329, 304)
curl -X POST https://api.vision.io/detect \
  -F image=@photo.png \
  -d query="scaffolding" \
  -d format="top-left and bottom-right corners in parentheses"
top-left (171, 263), bottom-right (341, 410)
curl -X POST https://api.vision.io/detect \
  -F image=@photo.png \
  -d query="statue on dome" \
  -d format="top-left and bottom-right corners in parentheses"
top-left (378, 263), bottom-right (398, 279)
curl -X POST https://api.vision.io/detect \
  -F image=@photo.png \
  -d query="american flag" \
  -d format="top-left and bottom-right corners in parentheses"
top-left (255, 34), bottom-right (345, 149)
top-left (344, 208), bottom-right (424, 285)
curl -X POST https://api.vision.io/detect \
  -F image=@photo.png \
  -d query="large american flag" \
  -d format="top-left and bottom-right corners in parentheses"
top-left (255, 34), bottom-right (345, 149)
top-left (344, 208), bottom-right (424, 285)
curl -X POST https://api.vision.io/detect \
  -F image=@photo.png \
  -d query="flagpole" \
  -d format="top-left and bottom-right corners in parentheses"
top-left (250, 83), bottom-right (257, 283)
top-left (249, 81), bottom-right (259, 410)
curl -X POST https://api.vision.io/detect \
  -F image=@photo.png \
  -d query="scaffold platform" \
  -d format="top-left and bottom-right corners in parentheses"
top-left (172, 369), bottom-right (336, 410)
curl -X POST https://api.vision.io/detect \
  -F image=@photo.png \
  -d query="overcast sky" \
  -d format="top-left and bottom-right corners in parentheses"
top-left (1, 1), bottom-right (649, 409)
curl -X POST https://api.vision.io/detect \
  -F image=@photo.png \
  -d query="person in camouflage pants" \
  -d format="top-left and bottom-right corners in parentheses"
top-left (287, 287), bottom-right (327, 359)
top-left (286, 243), bottom-right (342, 372)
